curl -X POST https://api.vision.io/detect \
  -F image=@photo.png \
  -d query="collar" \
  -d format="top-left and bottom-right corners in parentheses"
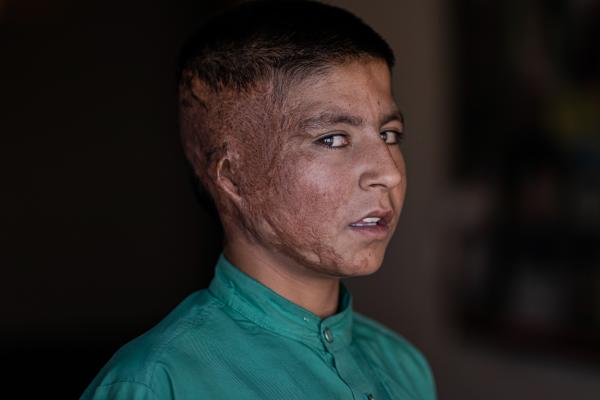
top-left (208, 254), bottom-right (354, 351)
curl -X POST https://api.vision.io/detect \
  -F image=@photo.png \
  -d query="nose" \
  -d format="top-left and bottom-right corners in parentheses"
top-left (358, 140), bottom-right (404, 191)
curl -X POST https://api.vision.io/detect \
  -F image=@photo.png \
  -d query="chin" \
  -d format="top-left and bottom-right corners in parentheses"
top-left (281, 239), bottom-right (388, 279)
top-left (336, 251), bottom-right (386, 278)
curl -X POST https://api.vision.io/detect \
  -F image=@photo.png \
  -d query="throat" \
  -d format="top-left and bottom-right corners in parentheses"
top-left (223, 242), bottom-right (341, 318)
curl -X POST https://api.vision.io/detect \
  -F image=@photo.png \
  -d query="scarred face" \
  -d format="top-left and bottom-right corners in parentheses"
top-left (236, 59), bottom-right (406, 279)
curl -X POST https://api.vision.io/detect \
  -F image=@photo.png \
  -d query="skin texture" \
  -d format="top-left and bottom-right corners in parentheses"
top-left (182, 59), bottom-right (406, 317)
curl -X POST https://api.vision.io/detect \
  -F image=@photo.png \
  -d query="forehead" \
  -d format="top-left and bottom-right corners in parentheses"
top-left (284, 59), bottom-right (398, 125)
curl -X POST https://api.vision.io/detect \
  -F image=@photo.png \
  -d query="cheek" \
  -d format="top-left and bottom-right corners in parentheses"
top-left (278, 159), bottom-right (352, 230)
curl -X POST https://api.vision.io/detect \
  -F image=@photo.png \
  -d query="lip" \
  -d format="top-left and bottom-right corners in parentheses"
top-left (348, 209), bottom-right (394, 239)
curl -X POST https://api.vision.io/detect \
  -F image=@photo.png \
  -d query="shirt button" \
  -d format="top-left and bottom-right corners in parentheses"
top-left (367, 394), bottom-right (375, 400)
top-left (323, 328), bottom-right (334, 343)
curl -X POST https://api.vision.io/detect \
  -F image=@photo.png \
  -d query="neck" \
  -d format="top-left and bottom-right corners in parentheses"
top-left (223, 238), bottom-right (340, 318)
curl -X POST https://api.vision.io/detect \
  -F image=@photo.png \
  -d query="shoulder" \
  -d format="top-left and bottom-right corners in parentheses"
top-left (353, 312), bottom-right (425, 362)
top-left (81, 290), bottom-right (225, 400)
top-left (352, 312), bottom-right (436, 400)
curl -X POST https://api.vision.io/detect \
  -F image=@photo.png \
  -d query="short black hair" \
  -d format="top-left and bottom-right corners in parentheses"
top-left (178, 0), bottom-right (395, 91)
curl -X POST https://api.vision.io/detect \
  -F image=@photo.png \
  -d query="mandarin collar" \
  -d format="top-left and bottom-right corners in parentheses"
top-left (208, 254), bottom-right (354, 351)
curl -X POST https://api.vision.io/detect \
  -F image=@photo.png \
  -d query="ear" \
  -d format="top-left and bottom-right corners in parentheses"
top-left (215, 156), bottom-right (243, 208)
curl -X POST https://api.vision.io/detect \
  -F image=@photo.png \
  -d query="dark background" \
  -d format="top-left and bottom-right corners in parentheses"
top-left (2, 0), bottom-right (600, 398)
top-left (1, 0), bottom-right (230, 396)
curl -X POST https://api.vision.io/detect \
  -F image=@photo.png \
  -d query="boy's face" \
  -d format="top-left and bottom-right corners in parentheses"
top-left (239, 59), bottom-right (406, 278)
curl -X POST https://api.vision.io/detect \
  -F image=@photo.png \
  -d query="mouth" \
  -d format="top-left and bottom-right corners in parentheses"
top-left (349, 210), bottom-right (393, 239)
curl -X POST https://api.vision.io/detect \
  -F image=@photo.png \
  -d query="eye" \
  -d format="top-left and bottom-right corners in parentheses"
top-left (316, 133), bottom-right (349, 149)
top-left (380, 130), bottom-right (403, 145)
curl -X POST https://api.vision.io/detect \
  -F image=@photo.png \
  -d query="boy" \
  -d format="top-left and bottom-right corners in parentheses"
top-left (82, 1), bottom-right (436, 399)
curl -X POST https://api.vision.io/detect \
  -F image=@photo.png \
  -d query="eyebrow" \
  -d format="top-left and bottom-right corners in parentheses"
top-left (299, 109), bottom-right (404, 131)
top-left (300, 112), bottom-right (363, 130)
top-left (382, 110), bottom-right (405, 126)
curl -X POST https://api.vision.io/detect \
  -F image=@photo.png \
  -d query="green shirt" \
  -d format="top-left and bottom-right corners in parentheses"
top-left (82, 255), bottom-right (436, 400)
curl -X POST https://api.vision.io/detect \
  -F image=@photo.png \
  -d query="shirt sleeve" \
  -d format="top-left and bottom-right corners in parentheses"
top-left (414, 350), bottom-right (437, 400)
top-left (81, 381), bottom-right (161, 400)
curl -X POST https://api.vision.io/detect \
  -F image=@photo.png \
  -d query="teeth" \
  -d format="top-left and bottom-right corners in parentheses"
top-left (362, 217), bottom-right (381, 223)
top-left (351, 216), bottom-right (382, 227)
